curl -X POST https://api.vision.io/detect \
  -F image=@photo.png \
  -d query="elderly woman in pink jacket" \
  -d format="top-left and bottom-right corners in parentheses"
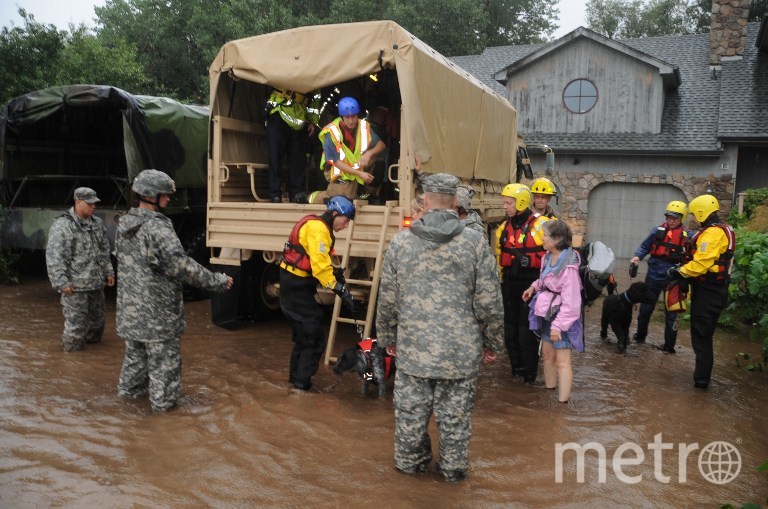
top-left (522, 220), bottom-right (583, 403)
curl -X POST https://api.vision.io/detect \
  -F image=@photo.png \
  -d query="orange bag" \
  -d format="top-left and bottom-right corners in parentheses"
top-left (664, 279), bottom-right (688, 313)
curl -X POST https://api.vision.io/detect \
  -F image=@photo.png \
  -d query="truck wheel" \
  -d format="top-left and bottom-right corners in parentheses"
top-left (242, 257), bottom-right (282, 321)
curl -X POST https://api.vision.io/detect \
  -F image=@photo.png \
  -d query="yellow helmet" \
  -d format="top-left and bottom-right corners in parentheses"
top-left (530, 177), bottom-right (556, 196)
top-left (665, 200), bottom-right (688, 219)
top-left (501, 183), bottom-right (531, 211)
top-left (688, 194), bottom-right (719, 223)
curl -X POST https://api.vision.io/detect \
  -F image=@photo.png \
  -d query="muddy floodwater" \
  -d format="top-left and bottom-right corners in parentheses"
top-left (1, 276), bottom-right (767, 508)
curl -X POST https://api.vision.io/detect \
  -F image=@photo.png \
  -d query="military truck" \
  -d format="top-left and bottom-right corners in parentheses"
top-left (0, 85), bottom-right (210, 267)
top-left (206, 21), bottom-right (536, 354)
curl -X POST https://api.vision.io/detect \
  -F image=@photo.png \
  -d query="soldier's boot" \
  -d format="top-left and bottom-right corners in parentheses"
top-left (62, 339), bottom-right (85, 352)
top-left (436, 464), bottom-right (468, 483)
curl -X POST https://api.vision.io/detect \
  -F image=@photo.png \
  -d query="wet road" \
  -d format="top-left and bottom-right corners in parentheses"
top-left (1, 276), bottom-right (766, 508)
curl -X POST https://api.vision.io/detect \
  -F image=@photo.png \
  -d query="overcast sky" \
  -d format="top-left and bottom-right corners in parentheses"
top-left (2, 0), bottom-right (588, 38)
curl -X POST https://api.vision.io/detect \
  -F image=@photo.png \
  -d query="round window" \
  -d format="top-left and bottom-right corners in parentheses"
top-left (563, 79), bottom-right (598, 113)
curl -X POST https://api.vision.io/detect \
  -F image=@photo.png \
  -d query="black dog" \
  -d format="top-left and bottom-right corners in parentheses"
top-left (333, 339), bottom-right (394, 397)
top-left (600, 282), bottom-right (658, 353)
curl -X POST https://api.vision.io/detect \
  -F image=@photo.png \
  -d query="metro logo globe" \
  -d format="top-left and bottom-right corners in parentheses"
top-left (698, 441), bottom-right (741, 484)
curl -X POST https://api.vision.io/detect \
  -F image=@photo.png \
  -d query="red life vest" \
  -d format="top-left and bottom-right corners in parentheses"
top-left (358, 338), bottom-right (393, 380)
top-left (281, 215), bottom-right (334, 274)
top-left (649, 222), bottom-right (687, 263)
top-left (685, 223), bottom-right (735, 282)
top-left (499, 213), bottom-right (545, 269)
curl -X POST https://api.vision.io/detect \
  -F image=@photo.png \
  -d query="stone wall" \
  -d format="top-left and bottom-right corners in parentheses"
top-left (554, 172), bottom-right (735, 237)
top-left (709, 0), bottom-right (750, 64)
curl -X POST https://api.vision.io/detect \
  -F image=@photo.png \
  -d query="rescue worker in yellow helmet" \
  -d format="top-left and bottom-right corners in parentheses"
top-left (309, 97), bottom-right (387, 204)
top-left (666, 194), bottom-right (735, 390)
top-left (495, 183), bottom-right (550, 383)
top-left (279, 196), bottom-right (356, 391)
top-left (629, 200), bottom-right (689, 353)
top-left (530, 177), bottom-right (558, 219)
top-left (266, 87), bottom-right (321, 203)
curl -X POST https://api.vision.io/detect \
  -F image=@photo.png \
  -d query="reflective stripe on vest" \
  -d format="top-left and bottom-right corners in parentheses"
top-left (319, 118), bottom-right (372, 183)
top-left (685, 223), bottom-right (736, 282)
top-left (649, 222), bottom-right (687, 263)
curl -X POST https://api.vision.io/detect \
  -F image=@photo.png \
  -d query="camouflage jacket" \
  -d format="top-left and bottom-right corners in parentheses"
top-left (46, 207), bottom-right (113, 292)
top-left (376, 209), bottom-right (504, 379)
top-left (461, 210), bottom-right (486, 236)
top-left (116, 207), bottom-right (228, 342)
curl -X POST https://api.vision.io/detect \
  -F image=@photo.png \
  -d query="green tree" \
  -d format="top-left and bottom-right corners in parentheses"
top-left (385, 0), bottom-right (490, 55)
top-left (483, 0), bottom-right (560, 46)
top-left (749, 0), bottom-right (768, 20)
top-left (0, 9), bottom-right (149, 105)
top-left (56, 25), bottom-right (150, 93)
top-left (0, 10), bottom-right (66, 104)
top-left (586, 0), bottom-right (711, 39)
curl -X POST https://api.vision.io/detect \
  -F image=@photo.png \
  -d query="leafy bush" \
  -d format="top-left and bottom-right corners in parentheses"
top-left (728, 187), bottom-right (768, 227)
top-left (726, 228), bottom-right (768, 368)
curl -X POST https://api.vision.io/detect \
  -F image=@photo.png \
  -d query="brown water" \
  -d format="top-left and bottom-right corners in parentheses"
top-left (1, 277), bottom-right (766, 508)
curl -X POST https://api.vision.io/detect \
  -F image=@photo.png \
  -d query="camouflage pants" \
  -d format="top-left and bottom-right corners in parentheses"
top-left (393, 371), bottom-right (477, 473)
top-left (60, 289), bottom-right (105, 351)
top-left (117, 338), bottom-right (181, 412)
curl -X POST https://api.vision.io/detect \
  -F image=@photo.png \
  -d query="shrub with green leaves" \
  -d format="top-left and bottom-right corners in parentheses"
top-left (727, 228), bottom-right (768, 367)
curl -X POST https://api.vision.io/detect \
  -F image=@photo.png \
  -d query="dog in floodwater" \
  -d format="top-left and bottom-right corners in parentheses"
top-left (600, 282), bottom-right (658, 353)
top-left (333, 339), bottom-right (394, 397)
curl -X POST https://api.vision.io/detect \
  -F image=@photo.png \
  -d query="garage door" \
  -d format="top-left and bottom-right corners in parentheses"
top-left (586, 183), bottom-right (687, 258)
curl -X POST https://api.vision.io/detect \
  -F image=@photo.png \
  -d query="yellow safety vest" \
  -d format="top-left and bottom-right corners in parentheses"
top-left (318, 118), bottom-right (373, 184)
top-left (267, 90), bottom-right (320, 130)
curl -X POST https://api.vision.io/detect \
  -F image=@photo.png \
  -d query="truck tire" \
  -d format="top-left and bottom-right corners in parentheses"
top-left (211, 253), bottom-right (281, 328)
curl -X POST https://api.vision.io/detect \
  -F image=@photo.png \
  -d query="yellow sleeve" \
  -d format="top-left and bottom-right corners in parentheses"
top-left (299, 220), bottom-right (337, 288)
top-left (529, 215), bottom-right (550, 246)
top-left (679, 227), bottom-right (728, 278)
top-left (495, 222), bottom-right (505, 276)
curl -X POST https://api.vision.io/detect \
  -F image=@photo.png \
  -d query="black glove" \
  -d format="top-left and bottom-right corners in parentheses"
top-left (333, 267), bottom-right (347, 286)
top-left (333, 282), bottom-right (355, 314)
top-left (666, 266), bottom-right (682, 281)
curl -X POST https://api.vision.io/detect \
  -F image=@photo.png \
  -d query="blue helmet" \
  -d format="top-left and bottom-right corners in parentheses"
top-left (327, 195), bottom-right (356, 220)
top-left (337, 97), bottom-right (360, 116)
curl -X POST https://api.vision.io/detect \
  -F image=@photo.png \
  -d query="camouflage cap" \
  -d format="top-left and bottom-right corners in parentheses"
top-left (74, 187), bottom-right (100, 204)
top-left (421, 173), bottom-right (458, 195)
top-left (456, 185), bottom-right (474, 210)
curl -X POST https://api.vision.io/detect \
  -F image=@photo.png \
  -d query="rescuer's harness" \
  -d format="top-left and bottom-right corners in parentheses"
top-left (280, 215), bottom-right (334, 274)
top-left (499, 213), bottom-right (545, 270)
top-left (685, 223), bottom-right (735, 282)
top-left (649, 222), bottom-right (687, 263)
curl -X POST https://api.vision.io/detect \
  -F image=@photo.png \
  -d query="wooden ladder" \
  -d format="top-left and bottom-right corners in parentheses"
top-left (323, 203), bottom-right (392, 365)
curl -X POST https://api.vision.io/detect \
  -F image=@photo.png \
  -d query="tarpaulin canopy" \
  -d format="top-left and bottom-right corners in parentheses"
top-left (0, 84), bottom-right (209, 188)
top-left (209, 21), bottom-right (517, 182)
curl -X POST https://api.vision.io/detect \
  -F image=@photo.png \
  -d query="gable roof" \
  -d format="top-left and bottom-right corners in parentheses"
top-left (493, 27), bottom-right (681, 89)
top-left (452, 23), bottom-right (766, 155)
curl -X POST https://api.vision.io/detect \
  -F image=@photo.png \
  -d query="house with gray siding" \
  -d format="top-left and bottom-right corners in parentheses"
top-left (453, 1), bottom-right (768, 257)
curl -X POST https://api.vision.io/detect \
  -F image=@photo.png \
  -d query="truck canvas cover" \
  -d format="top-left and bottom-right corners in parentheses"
top-left (209, 20), bottom-right (517, 182)
top-left (0, 85), bottom-right (209, 250)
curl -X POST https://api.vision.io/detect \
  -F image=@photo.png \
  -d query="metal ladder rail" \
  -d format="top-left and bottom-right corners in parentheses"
top-left (323, 203), bottom-right (392, 365)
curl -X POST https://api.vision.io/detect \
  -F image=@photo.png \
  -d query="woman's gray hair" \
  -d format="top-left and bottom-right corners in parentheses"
top-left (542, 219), bottom-right (572, 250)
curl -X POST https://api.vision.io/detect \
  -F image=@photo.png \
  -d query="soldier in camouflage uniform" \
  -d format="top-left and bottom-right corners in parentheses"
top-left (116, 170), bottom-right (233, 412)
top-left (456, 185), bottom-right (486, 236)
top-left (46, 187), bottom-right (115, 351)
top-left (376, 173), bottom-right (504, 483)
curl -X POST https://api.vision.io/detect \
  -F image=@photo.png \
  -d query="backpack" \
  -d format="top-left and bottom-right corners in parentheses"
top-left (577, 241), bottom-right (616, 306)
